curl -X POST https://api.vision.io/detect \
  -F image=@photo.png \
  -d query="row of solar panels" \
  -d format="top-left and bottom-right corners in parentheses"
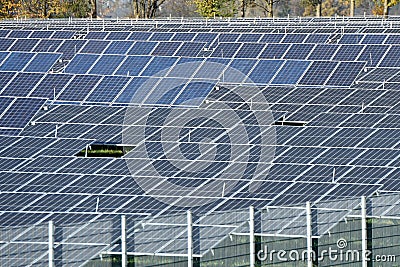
top-left (2, 39), bottom-right (399, 70)
top-left (4, 26), bottom-right (397, 34)
top-left (26, 104), bottom-right (400, 144)
top-left (0, 97), bottom-right (45, 130)
top-left (82, 32), bottom-right (400, 45)
top-left (0, 71), bottom-right (216, 106)
top-left (3, 26), bottom-right (400, 43)
top-left (0, 59), bottom-right (364, 107)
top-left (3, 30), bottom-right (400, 45)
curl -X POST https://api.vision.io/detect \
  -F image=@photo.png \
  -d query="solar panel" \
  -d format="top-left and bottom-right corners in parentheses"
top-left (281, 34), bottom-right (307, 43)
top-left (379, 46), bottom-right (400, 67)
top-left (0, 52), bottom-right (9, 65)
top-left (171, 33), bottom-right (195, 41)
top-left (0, 52), bottom-right (34, 71)
top-left (80, 40), bottom-right (110, 54)
top-left (193, 33), bottom-right (217, 45)
top-left (308, 44), bottom-right (339, 60)
top-left (0, 97), bottom-right (14, 116)
top-left (259, 44), bottom-right (290, 59)
top-left (238, 34), bottom-right (262, 42)
top-left (235, 43), bottom-right (265, 58)
top-left (85, 76), bottom-right (131, 103)
top-left (143, 77), bottom-right (186, 104)
top-left (249, 60), bottom-right (283, 84)
top-left (128, 41), bottom-right (157, 55)
top-left (211, 42), bottom-right (242, 58)
top-left (326, 61), bottom-right (365, 87)
top-left (33, 39), bottom-right (63, 52)
top-left (0, 30), bottom-right (10, 38)
top-left (115, 55), bottom-right (152, 76)
top-left (8, 30), bottom-right (31, 38)
top-left (299, 61), bottom-right (337, 85)
top-left (360, 129), bottom-right (399, 148)
top-left (362, 35), bottom-right (386, 44)
top-left (338, 34), bottom-right (363, 44)
top-left (359, 67), bottom-right (399, 82)
top-left (229, 58), bottom-right (257, 77)
top-left (51, 31), bottom-right (74, 39)
top-left (152, 41), bottom-right (182, 56)
top-left (114, 77), bottom-right (148, 103)
top-left (56, 40), bottom-right (86, 60)
top-left (85, 31), bottom-right (108, 40)
top-left (104, 40), bottom-right (133, 54)
top-left (0, 98), bottom-right (45, 128)
top-left (309, 88), bottom-right (354, 104)
top-left (272, 60), bottom-right (310, 85)
top-left (24, 53), bottom-right (61, 73)
top-left (58, 75), bottom-right (102, 102)
top-left (357, 45), bottom-right (389, 67)
top-left (30, 73), bottom-right (73, 99)
top-left (2, 20), bottom-right (400, 263)
top-left (128, 31), bottom-right (152, 41)
top-left (106, 31), bottom-right (131, 40)
top-left (259, 34), bottom-right (284, 43)
top-left (283, 44), bottom-right (314, 60)
top-left (65, 54), bottom-right (99, 74)
top-left (194, 57), bottom-right (230, 79)
top-left (304, 34), bottom-right (329, 43)
top-left (384, 35), bottom-right (400, 44)
top-left (0, 137), bottom-right (55, 158)
top-left (30, 31), bottom-right (53, 39)
top-left (1, 73), bottom-right (44, 97)
top-left (332, 44), bottom-right (364, 61)
top-left (0, 38), bottom-right (15, 51)
top-left (174, 80), bottom-right (216, 106)
top-left (141, 56), bottom-right (178, 76)
top-left (89, 55), bottom-right (125, 75)
top-left (352, 149), bottom-right (398, 166)
top-left (218, 33), bottom-right (239, 42)
top-left (9, 39), bottom-right (39, 52)
top-left (174, 42), bottom-right (205, 57)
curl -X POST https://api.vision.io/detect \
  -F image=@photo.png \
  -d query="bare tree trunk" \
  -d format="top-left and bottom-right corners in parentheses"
top-left (242, 0), bottom-right (246, 17)
top-left (316, 2), bottom-right (321, 17)
top-left (134, 0), bottom-right (139, 17)
top-left (383, 0), bottom-right (389, 18)
top-left (267, 0), bottom-right (273, 17)
top-left (350, 0), bottom-right (355, 17)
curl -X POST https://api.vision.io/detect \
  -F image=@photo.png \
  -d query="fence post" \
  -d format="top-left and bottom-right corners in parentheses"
top-left (306, 202), bottom-right (313, 267)
top-left (187, 210), bottom-right (193, 267)
top-left (48, 221), bottom-right (54, 267)
top-left (121, 215), bottom-right (127, 267)
top-left (249, 206), bottom-right (255, 267)
top-left (361, 196), bottom-right (368, 267)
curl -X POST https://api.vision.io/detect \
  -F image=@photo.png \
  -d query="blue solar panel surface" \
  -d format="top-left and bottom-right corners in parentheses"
top-left (0, 20), bottom-right (398, 244)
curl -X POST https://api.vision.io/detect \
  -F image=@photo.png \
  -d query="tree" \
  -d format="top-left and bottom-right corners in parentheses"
top-left (0, 0), bottom-right (21, 18)
top-left (252, 0), bottom-right (280, 17)
top-left (62, 0), bottom-right (95, 18)
top-left (301, 0), bottom-right (322, 16)
top-left (130, 0), bottom-right (168, 18)
top-left (19, 0), bottom-right (64, 18)
top-left (158, 0), bottom-right (197, 17)
top-left (193, 0), bottom-right (236, 17)
top-left (372, 0), bottom-right (400, 17)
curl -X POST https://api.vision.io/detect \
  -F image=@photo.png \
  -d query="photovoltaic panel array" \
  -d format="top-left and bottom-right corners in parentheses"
top-left (0, 17), bottom-right (399, 265)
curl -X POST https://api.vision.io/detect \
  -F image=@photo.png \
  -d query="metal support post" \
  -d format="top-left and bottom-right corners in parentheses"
top-left (187, 210), bottom-right (193, 267)
top-left (249, 206), bottom-right (255, 267)
top-left (361, 196), bottom-right (368, 267)
top-left (306, 202), bottom-right (313, 267)
top-left (48, 221), bottom-right (54, 267)
top-left (121, 215), bottom-right (127, 267)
